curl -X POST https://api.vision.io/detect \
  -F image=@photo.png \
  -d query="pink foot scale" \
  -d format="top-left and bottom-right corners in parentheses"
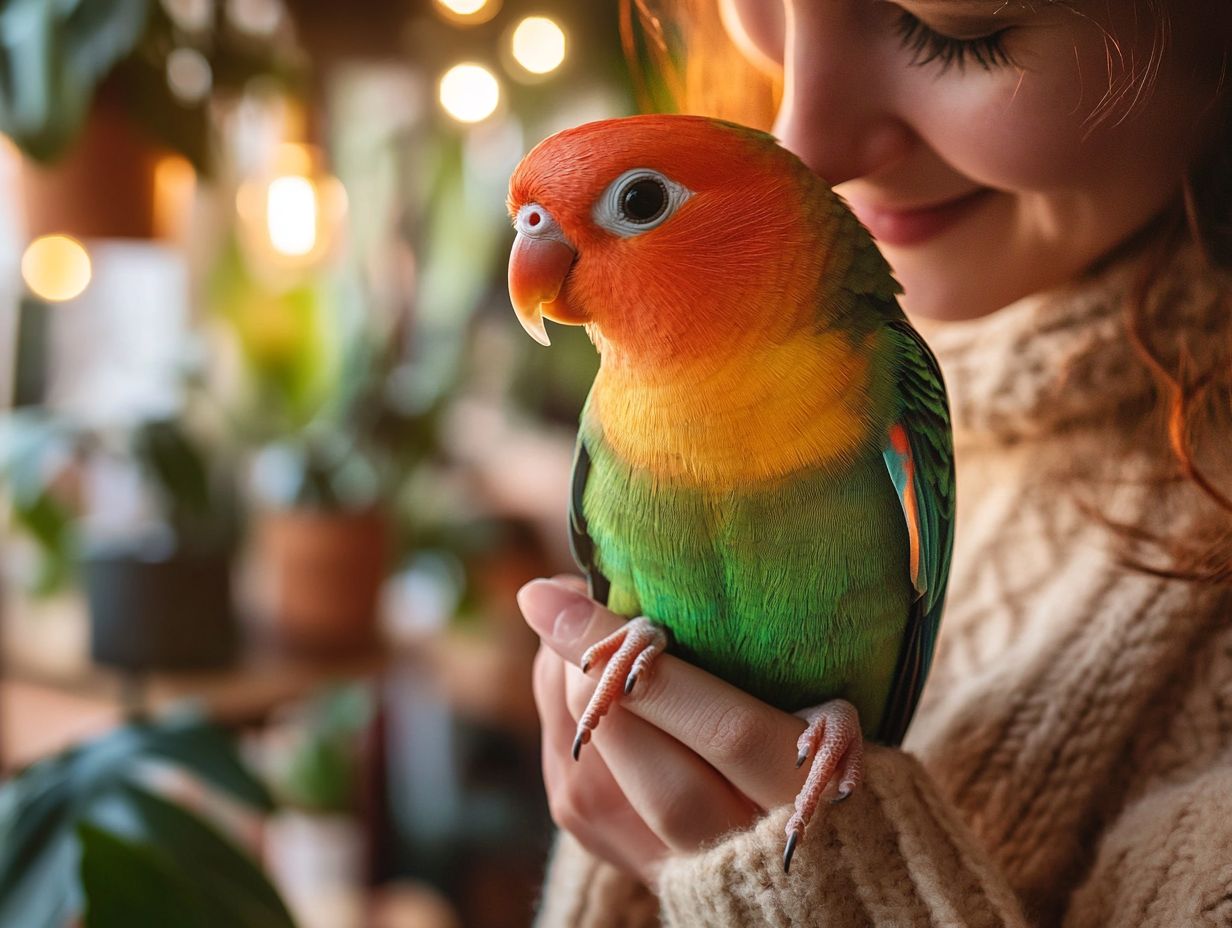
top-left (572, 616), bottom-right (668, 760)
top-left (783, 699), bottom-right (865, 872)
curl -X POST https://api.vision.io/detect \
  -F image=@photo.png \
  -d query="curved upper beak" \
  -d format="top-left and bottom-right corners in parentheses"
top-left (508, 208), bottom-right (577, 346)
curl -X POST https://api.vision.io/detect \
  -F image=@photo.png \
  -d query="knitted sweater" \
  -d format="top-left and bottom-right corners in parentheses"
top-left (533, 247), bottom-right (1232, 927)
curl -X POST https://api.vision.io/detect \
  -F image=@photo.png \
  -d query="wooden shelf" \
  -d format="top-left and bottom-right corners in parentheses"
top-left (2, 590), bottom-right (389, 769)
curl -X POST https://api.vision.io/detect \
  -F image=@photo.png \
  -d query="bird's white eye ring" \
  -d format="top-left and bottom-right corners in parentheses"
top-left (593, 169), bottom-right (691, 238)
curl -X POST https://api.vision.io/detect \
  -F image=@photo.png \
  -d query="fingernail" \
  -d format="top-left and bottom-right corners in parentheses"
top-left (517, 578), bottom-right (593, 643)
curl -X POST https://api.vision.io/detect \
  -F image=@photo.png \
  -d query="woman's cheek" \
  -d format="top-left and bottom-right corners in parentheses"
top-left (911, 74), bottom-right (1102, 194)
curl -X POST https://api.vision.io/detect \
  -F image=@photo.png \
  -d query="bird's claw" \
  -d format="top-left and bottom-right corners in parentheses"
top-left (572, 616), bottom-right (667, 760)
top-left (782, 699), bottom-right (864, 873)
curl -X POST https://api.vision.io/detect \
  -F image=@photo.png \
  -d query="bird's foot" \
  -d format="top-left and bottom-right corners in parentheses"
top-left (572, 616), bottom-right (667, 760)
top-left (783, 699), bottom-right (864, 873)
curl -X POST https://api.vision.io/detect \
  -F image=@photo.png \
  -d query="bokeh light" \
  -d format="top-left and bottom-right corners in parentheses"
top-left (236, 143), bottom-right (348, 274)
top-left (227, 0), bottom-right (284, 35)
top-left (21, 235), bottom-right (92, 302)
top-left (166, 47), bottom-right (213, 103)
top-left (267, 175), bottom-right (318, 256)
top-left (511, 16), bottom-right (566, 75)
top-left (439, 64), bottom-right (501, 124)
top-left (434, 0), bottom-right (500, 25)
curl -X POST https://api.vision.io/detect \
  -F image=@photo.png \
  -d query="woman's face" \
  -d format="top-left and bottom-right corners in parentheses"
top-left (722, 1), bottom-right (1227, 321)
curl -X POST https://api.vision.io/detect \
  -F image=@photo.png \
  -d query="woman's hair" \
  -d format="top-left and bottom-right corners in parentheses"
top-left (620, 0), bottom-right (780, 125)
top-left (621, 0), bottom-right (1232, 584)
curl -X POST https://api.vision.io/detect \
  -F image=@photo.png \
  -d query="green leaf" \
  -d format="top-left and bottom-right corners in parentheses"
top-left (1, 713), bottom-right (283, 927)
top-left (0, 410), bottom-right (80, 592)
top-left (0, 760), bottom-right (81, 928)
top-left (0, 410), bottom-right (76, 508)
top-left (131, 419), bottom-right (213, 524)
top-left (83, 783), bottom-right (295, 928)
top-left (78, 822), bottom-right (213, 928)
top-left (133, 714), bottom-right (276, 812)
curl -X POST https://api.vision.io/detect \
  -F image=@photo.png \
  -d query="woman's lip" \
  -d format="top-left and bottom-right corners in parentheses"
top-left (847, 188), bottom-right (993, 247)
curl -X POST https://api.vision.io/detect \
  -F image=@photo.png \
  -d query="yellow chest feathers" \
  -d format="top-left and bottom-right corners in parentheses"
top-left (589, 329), bottom-right (881, 490)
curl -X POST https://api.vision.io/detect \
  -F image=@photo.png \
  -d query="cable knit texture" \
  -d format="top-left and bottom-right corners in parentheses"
top-left (533, 247), bottom-right (1232, 927)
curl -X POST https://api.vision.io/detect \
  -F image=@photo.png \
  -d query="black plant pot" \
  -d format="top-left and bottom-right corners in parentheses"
top-left (83, 540), bottom-right (238, 671)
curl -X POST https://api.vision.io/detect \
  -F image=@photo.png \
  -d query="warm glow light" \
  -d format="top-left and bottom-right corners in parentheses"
top-left (439, 64), bottom-right (501, 123)
top-left (21, 235), bottom-right (92, 302)
top-left (267, 175), bottom-right (318, 256)
top-left (434, 0), bottom-right (499, 24)
top-left (236, 142), bottom-right (347, 275)
top-left (511, 17), bottom-right (566, 74)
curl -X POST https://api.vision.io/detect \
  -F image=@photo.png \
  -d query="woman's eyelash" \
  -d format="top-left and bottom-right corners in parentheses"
top-left (893, 10), bottom-right (1014, 72)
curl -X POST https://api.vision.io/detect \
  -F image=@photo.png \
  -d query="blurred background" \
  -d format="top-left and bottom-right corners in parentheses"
top-left (0, 1), bottom-right (647, 925)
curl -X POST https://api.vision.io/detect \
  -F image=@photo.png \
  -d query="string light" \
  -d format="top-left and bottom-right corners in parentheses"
top-left (511, 16), bottom-right (567, 75)
top-left (439, 64), bottom-right (501, 124)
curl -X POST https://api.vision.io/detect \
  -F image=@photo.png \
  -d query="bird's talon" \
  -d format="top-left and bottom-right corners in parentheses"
top-left (572, 728), bottom-right (591, 761)
top-left (783, 830), bottom-right (801, 873)
top-left (781, 700), bottom-right (864, 870)
top-left (571, 617), bottom-right (667, 755)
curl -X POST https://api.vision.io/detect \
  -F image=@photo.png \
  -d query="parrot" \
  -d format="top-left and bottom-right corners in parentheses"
top-left (506, 114), bottom-right (954, 871)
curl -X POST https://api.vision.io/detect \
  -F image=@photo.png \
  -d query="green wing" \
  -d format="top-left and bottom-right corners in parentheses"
top-left (877, 318), bottom-right (955, 746)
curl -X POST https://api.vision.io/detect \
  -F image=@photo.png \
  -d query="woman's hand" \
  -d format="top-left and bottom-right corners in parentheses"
top-left (519, 576), bottom-right (815, 887)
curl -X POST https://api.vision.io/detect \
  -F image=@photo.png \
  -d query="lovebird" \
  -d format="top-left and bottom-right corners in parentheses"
top-left (506, 115), bottom-right (954, 871)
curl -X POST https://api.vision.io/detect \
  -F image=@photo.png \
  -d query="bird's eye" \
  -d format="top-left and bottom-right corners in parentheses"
top-left (621, 178), bottom-right (667, 224)
top-left (593, 168), bottom-right (691, 237)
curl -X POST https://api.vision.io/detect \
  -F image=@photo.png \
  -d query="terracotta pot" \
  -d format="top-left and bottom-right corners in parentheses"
top-left (252, 507), bottom-right (390, 653)
top-left (19, 99), bottom-right (164, 241)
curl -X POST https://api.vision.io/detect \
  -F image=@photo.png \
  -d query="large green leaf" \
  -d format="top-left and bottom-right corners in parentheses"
top-left (84, 784), bottom-right (295, 928)
top-left (78, 823), bottom-right (214, 928)
top-left (133, 714), bottom-right (276, 812)
top-left (0, 760), bottom-right (80, 928)
top-left (0, 713), bottom-right (288, 927)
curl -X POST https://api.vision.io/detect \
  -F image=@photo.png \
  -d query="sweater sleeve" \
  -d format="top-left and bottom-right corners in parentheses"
top-left (536, 748), bottom-right (1232, 926)
top-left (1062, 757), bottom-right (1232, 927)
top-left (534, 831), bottom-right (661, 928)
top-left (656, 746), bottom-right (1028, 927)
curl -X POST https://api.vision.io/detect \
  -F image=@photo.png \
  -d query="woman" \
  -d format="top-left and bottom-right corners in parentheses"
top-left (520, 2), bottom-right (1232, 924)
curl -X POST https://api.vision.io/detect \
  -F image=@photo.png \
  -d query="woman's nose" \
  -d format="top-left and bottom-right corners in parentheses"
top-left (771, 4), bottom-right (912, 186)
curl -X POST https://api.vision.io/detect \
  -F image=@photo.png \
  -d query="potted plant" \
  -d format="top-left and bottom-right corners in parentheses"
top-left (243, 328), bottom-right (442, 654)
top-left (0, 710), bottom-right (297, 927)
top-left (0, 407), bottom-right (243, 670)
top-left (247, 429), bottom-right (393, 654)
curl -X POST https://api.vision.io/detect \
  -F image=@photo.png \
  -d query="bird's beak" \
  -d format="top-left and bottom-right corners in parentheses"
top-left (508, 224), bottom-right (578, 347)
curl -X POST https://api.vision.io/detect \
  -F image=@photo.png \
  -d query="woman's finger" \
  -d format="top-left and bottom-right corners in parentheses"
top-left (533, 645), bottom-right (669, 880)
top-left (561, 661), bottom-right (759, 851)
top-left (520, 578), bottom-right (810, 810)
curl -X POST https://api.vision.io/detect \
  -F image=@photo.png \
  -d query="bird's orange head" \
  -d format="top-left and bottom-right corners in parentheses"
top-left (506, 115), bottom-right (835, 365)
